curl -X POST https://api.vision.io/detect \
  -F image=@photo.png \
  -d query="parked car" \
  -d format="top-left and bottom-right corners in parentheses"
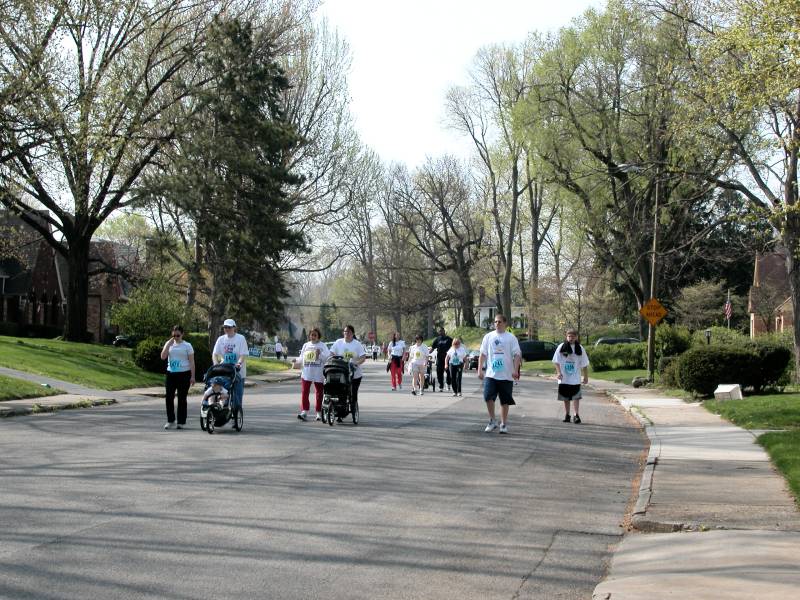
top-left (467, 349), bottom-right (481, 370)
top-left (518, 340), bottom-right (558, 361)
top-left (112, 335), bottom-right (138, 348)
top-left (593, 337), bottom-right (641, 347)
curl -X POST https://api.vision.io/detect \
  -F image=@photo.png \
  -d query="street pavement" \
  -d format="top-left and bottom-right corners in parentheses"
top-left (0, 361), bottom-right (643, 600)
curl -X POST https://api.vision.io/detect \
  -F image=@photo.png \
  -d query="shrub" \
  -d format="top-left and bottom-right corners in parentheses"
top-left (109, 278), bottom-right (193, 340)
top-left (677, 346), bottom-right (758, 397)
top-left (690, 326), bottom-right (748, 348)
top-left (659, 356), bottom-right (681, 388)
top-left (133, 337), bottom-right (166, 374)
top-left (743, 339), bottom-right (792, 393)
top-left (589, 346), bottom-right (613, 371)
top-left (183, 333), bottom-right (213, 378)
top-left (656, 324), bottom-right (692, 360)
top-left (613, 342), bottom-right (647, 369)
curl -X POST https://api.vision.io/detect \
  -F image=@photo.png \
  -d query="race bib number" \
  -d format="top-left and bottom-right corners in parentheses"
top-left (564, 362), bottom-right (576, 375)
top-left (451, 357), bottom-right (461, 365)
top-left (415, 351), bottom-right (421, 359)
top-left (304, 350), bottom-right (317, 362)
top-left (491, 358), bottom-right (505, 372)
top-left (169, 359), bottom-right (182, 370)
top-left (343, 351), bottom-right (354, 360)
top-left (224, 352), bottom-right (237, 364)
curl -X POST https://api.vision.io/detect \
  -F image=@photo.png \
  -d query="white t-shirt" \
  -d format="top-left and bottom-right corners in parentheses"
top-left (446, 346), bottom-right (467, 367)
top-left (480, 331), bottom-right (521, 381)
top-left (275, 341), bottom-right (283, 353)
top-left (213, 333), bottom-right (249, 378)
top-left (166, 341), bottom-right (194, 373)
top-left (408, 343), bottom-right (429, 367)
top-left (329, 338), bottom-right (367, 379)
top-left (388, 340), bottom-right (406, 357)
top-left (300, 340), bottom-right (330, 383)
top-left (552, 343), bottom-right (590, 385)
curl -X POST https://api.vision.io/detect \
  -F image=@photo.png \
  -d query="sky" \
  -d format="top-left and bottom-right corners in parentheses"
top-left (314, 0), bottom-right (601, 169)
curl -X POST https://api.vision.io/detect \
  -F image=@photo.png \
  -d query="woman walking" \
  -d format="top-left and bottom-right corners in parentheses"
top-left (407, 335), bottom-right (429, 396)
top-left (445, 337), bottom-right (467, 397)
top-left (161, 325), bottom-right (195, 430)
top-left (329, 325), bottom-right (368, 421)
top-left (295, 328), bottom-right (330, 421)
top-left (387, 332), bottom-right (406, 391)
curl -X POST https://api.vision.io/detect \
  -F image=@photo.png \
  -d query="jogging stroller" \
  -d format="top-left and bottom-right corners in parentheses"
top-left (200, 363), bottom-right (243, 434)
top-left (321, 355), bottom-right (359, 426)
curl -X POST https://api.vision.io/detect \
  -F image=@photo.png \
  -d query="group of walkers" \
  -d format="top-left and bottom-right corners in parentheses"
top-left (160, 314), bottom-right (591, 435)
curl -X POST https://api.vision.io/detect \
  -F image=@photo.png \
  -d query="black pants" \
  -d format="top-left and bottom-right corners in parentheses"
top-left (449, 364), bottom-right (464, 394)
top-left (351, 376), bottom-right (362, 406)
top-left (165, 370), bottom-right (191, 425)
top-left (436, 359), bottom-right (451, 388)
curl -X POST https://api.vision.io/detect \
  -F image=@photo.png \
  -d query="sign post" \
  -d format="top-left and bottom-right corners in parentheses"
top-left (639, 298), bottom-right (668, 382)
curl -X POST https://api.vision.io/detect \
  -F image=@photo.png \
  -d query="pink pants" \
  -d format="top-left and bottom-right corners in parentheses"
top-left (301, 378), bottom-right (324, 412)
top-left (390, 358), bottom-right (404, 388)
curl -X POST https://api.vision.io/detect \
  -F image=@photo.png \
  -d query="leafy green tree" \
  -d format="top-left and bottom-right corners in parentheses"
top-left (109, 278), bottom-right (188, 339)
top-left (673, 280), bottom-right (744, 330)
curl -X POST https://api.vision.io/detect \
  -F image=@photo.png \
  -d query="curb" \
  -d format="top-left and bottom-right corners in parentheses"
top-left (602, 387), bottom-right (686, 533)
top-left (0, 397), bottom-right (117, 418)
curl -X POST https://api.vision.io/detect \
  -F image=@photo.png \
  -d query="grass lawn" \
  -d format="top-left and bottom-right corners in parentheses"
top-left (0, 336), bottom-right (163, 390)
top-left (520, 359), bottom-right (553, 373)
top-left (246, 356), bottom-right (292, 375)
top-left (589, 368), bottom-right (648, 384)
top-left (704, 394), bottom-right (800, 430)
top-left (0, 374), bottom-right (64, 401)
top-left (758, 431), bottom-right (800, 502)
top-left (704, 392), bottom-right (800, 505)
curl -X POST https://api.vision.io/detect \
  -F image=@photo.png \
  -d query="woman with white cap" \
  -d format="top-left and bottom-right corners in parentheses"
top-left (212, 318), bottom-right (249, 409)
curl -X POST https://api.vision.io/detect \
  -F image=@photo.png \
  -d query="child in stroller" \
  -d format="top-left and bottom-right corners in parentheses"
top-left (424, 352), bottom-right (436, 391)
top-left (200, 363), bottom-right (243, 434)
top-left (321, 355), bottom-right (359, 426)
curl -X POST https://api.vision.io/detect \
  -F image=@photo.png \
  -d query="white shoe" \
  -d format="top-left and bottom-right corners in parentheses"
top-left (164, 422), bottom-right (175, 430)
top-left (452, 393), bottom-right (458, 397)
top-left (391, 387), bottom-right (396, 391)
top-left (315, 412), bottom-right (322, 421)
top-left (458, 393), bottom-right (463, 397)
top-left (297, 411), bottom-right (307, 421)
top-left (499, 423), bottom-right (509, 434)
top-left (484, 420), bottom-right (497, 432)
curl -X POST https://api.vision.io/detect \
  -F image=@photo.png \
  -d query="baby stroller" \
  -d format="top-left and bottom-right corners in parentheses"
top-left (200, 363), bottom-right (243, 434)
top-left (321, 355), bottom-right (359, 426)
top-left (423, 354), bottom-right (435, 391)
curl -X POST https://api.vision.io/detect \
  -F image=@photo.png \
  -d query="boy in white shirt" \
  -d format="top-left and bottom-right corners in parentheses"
top-left (552, 328), bottom-right (590, 423)
top-left (478, 314), bottom-right (521, 434)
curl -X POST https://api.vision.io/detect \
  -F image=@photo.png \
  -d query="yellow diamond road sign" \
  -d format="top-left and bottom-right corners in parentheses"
top-left (640, 298), bottom-right (667, 326)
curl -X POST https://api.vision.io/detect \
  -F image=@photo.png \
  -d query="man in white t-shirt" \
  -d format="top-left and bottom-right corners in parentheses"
top-left (477, 314), bottom-right (521, 434)
top-left (213, 318), bottom-right (249, 408)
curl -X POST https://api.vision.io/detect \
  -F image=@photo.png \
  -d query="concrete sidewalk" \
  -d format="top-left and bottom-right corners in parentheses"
top-left (0, 366), bottom-right (300, 417)
top-left (591, 380), bottom-right (800, 599)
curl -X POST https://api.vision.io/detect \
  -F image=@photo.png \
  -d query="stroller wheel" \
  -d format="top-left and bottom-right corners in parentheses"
top-left (351, 399), bottom-right (359, 425)
top-left (327, 405), bottom-right (335, 426)
top-left (200, 416), bottom-right (207, 431)
top-left (233, 407), bottom-right (244, 432)
top-left (206, 414), bottom-right (215, 434)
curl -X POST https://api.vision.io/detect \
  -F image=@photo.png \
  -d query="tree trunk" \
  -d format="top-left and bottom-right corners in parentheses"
top-left (187, 237), bottom-right (202, 308)
top-left (63, 238), bottom-right (91, 342)
top-left (459, 272), bottom-right (477, 327)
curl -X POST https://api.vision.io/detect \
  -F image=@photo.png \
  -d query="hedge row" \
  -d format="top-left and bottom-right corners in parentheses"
top-left (673, 341), bottom-right (791, 397)
top-left (590, 342), bottom-right (647, 371)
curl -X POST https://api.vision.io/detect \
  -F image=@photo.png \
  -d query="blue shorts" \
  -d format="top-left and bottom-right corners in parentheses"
top-left (483, 377), bottom-right (515, 405)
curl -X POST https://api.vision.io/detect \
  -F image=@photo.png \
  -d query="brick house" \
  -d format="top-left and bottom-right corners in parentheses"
top-left (749, 250), bottom-right (793, 337)
top-left (0, 209), bottom-right (130, 341)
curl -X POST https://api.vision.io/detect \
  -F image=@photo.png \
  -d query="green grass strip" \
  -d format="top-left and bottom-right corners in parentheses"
top-left (758, 431), bottom-right (800, 505)
top-left (0, 374), bottom-right (64, 401)
top-left (704, 394), bottom-right (800, 430)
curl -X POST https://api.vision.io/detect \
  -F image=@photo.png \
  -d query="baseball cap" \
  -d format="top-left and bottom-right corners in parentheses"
top-left (223, 318), bottom-right (236, 327)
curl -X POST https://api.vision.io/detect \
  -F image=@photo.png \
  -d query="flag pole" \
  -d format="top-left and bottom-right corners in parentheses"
top-left (726, 289), bottom-right (731, 329)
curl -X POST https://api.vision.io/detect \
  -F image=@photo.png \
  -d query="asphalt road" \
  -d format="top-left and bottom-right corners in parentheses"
top-left (0, 362), bottom-right (644, 600)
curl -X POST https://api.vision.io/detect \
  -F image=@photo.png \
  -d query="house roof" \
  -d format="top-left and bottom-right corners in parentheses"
top-left (749, 251), bottom-right (791, 314)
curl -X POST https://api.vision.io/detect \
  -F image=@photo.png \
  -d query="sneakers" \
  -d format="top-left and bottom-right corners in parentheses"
top-left (458, 393), bottom-right (463, 397)
top-left (391, 387), bottom-right (396, 391)
top-left (452, 393), bottom-right (458, 397)
top-left (499, 423), bottom-right (509, 434)
top-left (164, 422), bottom-right (175, 430)
top-left (484, 420), bottom-right (498, 432)
top-left (563, 414), bottom-right (571, 423)
top-left (297, 411), bottom-right (307, 421)
top-left (176, 424), bottom-right (185, 430)
top-left (573, 415), bottom-right (582, 424)
top-left (315, 412), bottom-right (322, 421)
top-left (411, 390), bottom-right (417, 396)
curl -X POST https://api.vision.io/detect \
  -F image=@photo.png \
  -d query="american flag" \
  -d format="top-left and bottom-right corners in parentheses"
top-left (724, 299), bottom-right (732, 320)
